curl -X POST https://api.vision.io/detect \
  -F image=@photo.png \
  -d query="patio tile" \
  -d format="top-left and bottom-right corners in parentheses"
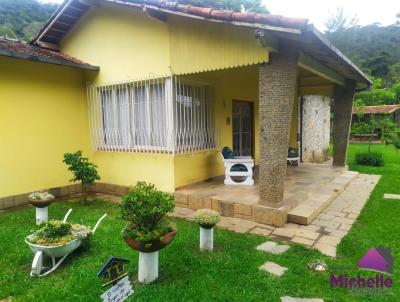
top-left (168, 207), bottom-right (194, 218)
top-left (296, 229), bottom-right (320, 240)
top-left (324, 227), bottom-right (347, 238)
top-left (339, 223), bottom-right (352, 231)
top-left (316, 235), bottom-right (341, 246)
top-left (256, 241), bottom-right (290, 254)
top-left (314, 242), bottom-right (337, 257)
top-left (272, 227), bottom-right (297, 239)
top-left (259, 261), bottom-right (288, 277)
top-left (249, 226), bottom-right (273, 237)
top-left (281, 296), bottom-right (324, 302)
top-left (290, 236), bottom-right (314, 247)
top-left (383, 193), bottom-right (400, 200)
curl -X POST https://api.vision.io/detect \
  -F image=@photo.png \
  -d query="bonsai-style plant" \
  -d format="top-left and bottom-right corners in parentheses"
top-left (121, 181), bottom-right (175, 283)
top-left (63, 151), bottom-right (100, 203)
top-left (192, 209), bottom-right (220, 251)
top-left (28, 220), bottom-right (92, 246)
top-left (28, 192), bottom-right (55, 225)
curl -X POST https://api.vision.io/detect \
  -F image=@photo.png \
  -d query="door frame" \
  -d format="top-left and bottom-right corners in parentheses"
top-left (232, 99), bottom-right (255, 159)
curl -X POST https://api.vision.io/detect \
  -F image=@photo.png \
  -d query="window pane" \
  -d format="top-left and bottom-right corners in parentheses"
top-left (150, 82), bottom-right (167, 147)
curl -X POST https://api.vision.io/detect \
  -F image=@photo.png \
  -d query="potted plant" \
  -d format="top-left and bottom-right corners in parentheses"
top-left (63, 151), bottom-right (100, 204)
top-left (192, 209), bottom-right (220, 251)
top-left (28, 192), bottom-right (55, 225)
top-left (121, 181), bottom-right (175, 283)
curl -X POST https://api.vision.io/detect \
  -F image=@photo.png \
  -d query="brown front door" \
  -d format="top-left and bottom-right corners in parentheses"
top-left (232, 100), bottom-right (253, 157)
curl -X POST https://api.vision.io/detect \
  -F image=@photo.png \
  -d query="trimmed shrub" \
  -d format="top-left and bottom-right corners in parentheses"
top-left (355, 152), bottom-right (384, 167)
top-left (121, 181), bottom-right (175, 247)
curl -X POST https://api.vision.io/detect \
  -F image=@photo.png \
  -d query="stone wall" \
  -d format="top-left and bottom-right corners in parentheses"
top-left (301, 95), bottom-right (331, 163)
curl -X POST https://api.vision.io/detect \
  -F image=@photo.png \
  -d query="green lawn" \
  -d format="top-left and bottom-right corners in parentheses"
top-left (0, 144), bottom-right (399, 302)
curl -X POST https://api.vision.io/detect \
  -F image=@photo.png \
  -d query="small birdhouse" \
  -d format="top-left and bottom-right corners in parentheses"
top-left (97, 256), bottom-right (129, 286)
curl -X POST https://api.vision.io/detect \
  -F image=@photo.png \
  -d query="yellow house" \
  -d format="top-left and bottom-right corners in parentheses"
top-left (0, 0), bottom-right (371, 225)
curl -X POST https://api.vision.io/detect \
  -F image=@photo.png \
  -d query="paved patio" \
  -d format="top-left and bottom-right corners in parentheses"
top-left (174, 162), bottom-right (359, 226)
top-left (169, 173), bottom-right (380, 257)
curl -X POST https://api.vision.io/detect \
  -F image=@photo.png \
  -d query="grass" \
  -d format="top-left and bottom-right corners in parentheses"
top-left (0, 144), bottom-right (399, 302)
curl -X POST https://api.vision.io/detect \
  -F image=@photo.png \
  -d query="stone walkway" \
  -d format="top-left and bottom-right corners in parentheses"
top-left (169, 173), bottom-right (380, 257)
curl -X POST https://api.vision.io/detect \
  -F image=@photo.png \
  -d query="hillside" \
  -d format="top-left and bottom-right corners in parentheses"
top-left (0, 0), bottom-right (57, 41)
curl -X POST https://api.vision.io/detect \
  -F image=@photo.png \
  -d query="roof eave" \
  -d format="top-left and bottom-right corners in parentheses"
top-left (0, 49), bottom-right (99, 71)
top-left (307, 25), bottom-right (372, 87)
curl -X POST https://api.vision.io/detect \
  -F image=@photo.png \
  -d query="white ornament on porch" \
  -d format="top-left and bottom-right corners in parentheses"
top-left (221, 154), bottom-right (254, 185)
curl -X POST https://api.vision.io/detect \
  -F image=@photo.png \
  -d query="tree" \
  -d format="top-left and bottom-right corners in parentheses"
top-left (63, 151), bottom-right (100, 204)
top-left (324, 7), bottom-right (358, 33)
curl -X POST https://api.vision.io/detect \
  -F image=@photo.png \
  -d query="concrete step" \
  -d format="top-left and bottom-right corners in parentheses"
top-left (287, 170), bottom-right (359, 225)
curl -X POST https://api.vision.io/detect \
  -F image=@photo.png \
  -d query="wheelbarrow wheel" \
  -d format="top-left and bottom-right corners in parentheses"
top-left (31, 251), bottom-right (44, 276)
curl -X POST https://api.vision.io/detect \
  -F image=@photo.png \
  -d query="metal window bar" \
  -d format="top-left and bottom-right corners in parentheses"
top-left (86, 75), bottom-right (216, 154)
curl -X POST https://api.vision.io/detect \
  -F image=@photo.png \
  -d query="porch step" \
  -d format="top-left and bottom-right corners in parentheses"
top-left (287, 170), bottom-right (359, 225)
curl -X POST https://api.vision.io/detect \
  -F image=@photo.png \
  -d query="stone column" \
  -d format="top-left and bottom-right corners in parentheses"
top-left (259, 43), bottom-right (299, 206)
top-left (332, 81), bottom-right (356, 167)
top-left (301, 95), bottom-right (331, 163)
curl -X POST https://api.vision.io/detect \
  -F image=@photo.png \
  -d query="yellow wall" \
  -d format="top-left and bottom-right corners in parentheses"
top-left (92, 152), bottom-right (175, 192)
top-left (174, 65), bottom-right (260, 188)
top-left (0, 57), bottom-right (90, 198)
top-left (61, 4), bottom-right (171, 84)
top-left (59, 4), bottom-right (269, 191)
top-left (169, 15), bottom-right (268, 74)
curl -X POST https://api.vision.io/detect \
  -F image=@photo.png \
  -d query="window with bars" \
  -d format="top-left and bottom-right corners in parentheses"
top-left (87, 76), bottom-right (216, 154)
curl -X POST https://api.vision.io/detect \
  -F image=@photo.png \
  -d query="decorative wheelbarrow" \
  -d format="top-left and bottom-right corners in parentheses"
top-left (25, 209), bottom-right (107, 277)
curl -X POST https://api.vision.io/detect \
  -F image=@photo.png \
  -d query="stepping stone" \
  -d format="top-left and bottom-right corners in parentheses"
top-left (256, 241), bottom-right (290, 254)
top-left (259, 261), bottom-right (288, 277)
top-left (384, 194), bottom-right (400, 200)
top-left (281, 297), bottom-right (324, 302)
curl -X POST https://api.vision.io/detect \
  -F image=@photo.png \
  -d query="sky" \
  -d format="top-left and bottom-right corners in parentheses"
top-left (40, 0), bottom-right (400, 31)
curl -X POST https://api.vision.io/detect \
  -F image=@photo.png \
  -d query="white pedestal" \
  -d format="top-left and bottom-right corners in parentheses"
top-left (200, 227), bottom-right (213, 251)
top-left (36, 207), bottom-right (48, 225)
top-left (138, 251), bottom-right (158, 283)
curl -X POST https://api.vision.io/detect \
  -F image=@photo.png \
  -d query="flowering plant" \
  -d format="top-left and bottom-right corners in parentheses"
top-left (28, 220), bottom-right (92, 246)
top-left (28, 192), bottom-right (55, 201)
top-left (192, 209), bottom-right (220, 229)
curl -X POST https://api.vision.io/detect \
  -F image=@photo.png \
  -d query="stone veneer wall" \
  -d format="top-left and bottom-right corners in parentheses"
top-left (302, 95), bottom-right (331, 163)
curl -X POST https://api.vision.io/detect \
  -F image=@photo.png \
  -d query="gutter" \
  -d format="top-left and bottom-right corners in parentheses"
top-left (0, 49), bottom-right (99, 71)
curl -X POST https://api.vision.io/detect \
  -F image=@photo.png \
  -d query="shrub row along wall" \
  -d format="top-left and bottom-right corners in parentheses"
top-left (302, 95), bottom-right (331, 163)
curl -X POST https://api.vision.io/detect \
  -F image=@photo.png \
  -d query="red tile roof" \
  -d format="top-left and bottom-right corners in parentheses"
top-left (135, 0), bottom-right (308, 29)
top-left (0, 37), bottom-right (98, 70)
top-left (352, 105), bottom-right (400, 115)
top-left (133, 0), bottom-right (307, 29)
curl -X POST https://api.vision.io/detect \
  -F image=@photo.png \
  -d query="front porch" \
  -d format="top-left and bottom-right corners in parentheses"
top-left (174, 162), bottom-right (359, 226)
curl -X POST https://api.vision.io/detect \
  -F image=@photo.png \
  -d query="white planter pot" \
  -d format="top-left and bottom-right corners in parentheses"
top-left (200, 226), bottom-right (214, 251)
top-left (35, 207), bottom-right (48, 225)
top-left (138, 251), bottom-right (158, 283)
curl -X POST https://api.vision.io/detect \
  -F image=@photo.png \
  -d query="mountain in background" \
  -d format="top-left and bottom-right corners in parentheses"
top-left (326, 24), bottom-right (400, 86)
top-left (0, 0), bottom-right (58, 41)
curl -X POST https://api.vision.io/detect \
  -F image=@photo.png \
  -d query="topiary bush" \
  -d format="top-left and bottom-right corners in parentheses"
top-left (63, 151), bottom-right (100, 203)
top-left (355, 152), bottom-right (384, 167)
top-left (121, 182), bottom-right (175, 247)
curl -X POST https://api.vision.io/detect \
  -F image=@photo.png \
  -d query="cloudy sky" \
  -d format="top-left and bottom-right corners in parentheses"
top-left (40, 0), bottom-right (400, 31)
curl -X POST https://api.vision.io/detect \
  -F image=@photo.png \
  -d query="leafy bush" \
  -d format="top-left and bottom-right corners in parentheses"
top-left (193, 209), bottom-right (220, 228)
top-left (63, 151), bottom-right (100, 202)
top-left (351, 122), bottom-right (371, 135)
top-left (121, 182), bottom-right (175, 246)
top-left (355, 152), bottom-right (384, 167)
top-left (28, 220), bottom-right (92, 246)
